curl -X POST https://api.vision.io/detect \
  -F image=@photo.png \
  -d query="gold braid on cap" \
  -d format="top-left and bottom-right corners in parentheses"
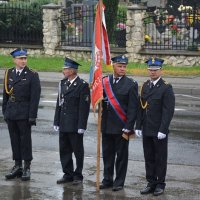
top-left (152, 57), bottom-right (155, 64)
top-left (140, 83), bottom-right (148, 109)
top-left (4, 69), bottom-right (13, 95)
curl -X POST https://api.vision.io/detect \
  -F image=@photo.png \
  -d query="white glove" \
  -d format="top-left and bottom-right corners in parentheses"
top-left (135, 130), bottom-right (142, 137)
top-left (122, 128), bottom-right (130, 133)
top-left (53, 126), bottom-right (59, 132)
top-left (78, 129), bottom-right (85, 134)
top-left (157, 132), bottom-right (166, 140)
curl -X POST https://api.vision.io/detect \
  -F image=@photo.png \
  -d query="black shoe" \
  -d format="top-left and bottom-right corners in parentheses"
top-left (99, 184), bottom-right (113, 189)
top-left (57, 177), bottom-right (73, 184)
top-left (21, 168), bottom-right (31, 181)
top-left (140, 186), bottom-right (155, 195)
top-left (112, 186), bottom-right (123, 191)
top-left (5, 165), bottom-right (23, 180)
top-left (72, 179), bottom-right (83, 185)
top-left (153, 188), bottom-right (164, 196)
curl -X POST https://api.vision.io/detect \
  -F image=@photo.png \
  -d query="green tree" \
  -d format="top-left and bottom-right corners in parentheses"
top-left (103, 0), bottom-right (119, 38)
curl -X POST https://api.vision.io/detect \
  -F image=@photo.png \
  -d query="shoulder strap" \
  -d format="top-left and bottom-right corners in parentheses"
top-left (103, 76), bottom-right (127, 124)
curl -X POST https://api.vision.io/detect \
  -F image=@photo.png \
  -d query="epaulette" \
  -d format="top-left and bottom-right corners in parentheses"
top-left (130, 78), bottom-right (137, 84)
top-left (80, 78), bottom-right (87, 84)
top-left (145, 79), bottom-right (151, 84)
top-left (163, 80), bottom-right (169, 85)
top-left (141, 80), bottom-right (149, 86)
top-left (9, 67), bottom-right (15, 73)
top-left (29, 68), bottom-right (37, 74)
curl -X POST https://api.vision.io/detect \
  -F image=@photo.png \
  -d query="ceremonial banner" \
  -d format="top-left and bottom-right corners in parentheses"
top-left (90, 0), bottom-right (110, 110)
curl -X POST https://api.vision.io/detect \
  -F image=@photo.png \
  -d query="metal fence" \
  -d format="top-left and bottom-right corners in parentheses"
top-left (59, 5), bottom-right (127, 48)
top-left (130, 0), bottom-right (142, 4)
top-left (0, 3), bottom-right (43, 45)
top-left (143, 4), bottom-right (200, 51)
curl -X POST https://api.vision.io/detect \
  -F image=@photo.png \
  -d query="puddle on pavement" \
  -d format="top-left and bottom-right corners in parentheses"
top-left (172, 130), bottom-right (200, 140)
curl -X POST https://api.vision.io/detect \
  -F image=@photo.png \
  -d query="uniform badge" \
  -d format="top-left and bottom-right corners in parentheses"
top-left (74, 82), bottom-right (77, 86)
top-left (9, 78), bottom-right (13, 81)
top-left (25, 71), bottom-right (27, 74)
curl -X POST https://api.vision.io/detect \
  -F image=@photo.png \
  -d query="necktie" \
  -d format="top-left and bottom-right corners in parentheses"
top-left (16, 71), bottom-right (20, 77)
top-left (66, 81), bottom-right (71, 86)
top-left (150, 81), bottom-right (154, 89)
top-left (114, 77), bottom-right (119, 84)
top-left (66, 80), bottom-right (71, 88)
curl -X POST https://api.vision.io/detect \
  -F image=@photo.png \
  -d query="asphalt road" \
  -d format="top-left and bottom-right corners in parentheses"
top-left (0, 72), bottom-right (200, 200)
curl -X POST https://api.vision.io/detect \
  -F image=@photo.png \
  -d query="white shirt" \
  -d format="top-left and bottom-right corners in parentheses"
top-left (113, 75), bottom-right (122, 84)
top-left (16, 68), bottom-right (23, 75)
top-left (68, 76), bottom-right (78, 86)
top-left (151, 77), bottom-right (161, 86)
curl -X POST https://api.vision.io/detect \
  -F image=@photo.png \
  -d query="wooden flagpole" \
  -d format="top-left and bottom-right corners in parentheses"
top-left (96, 101), bottom-right (102, 191)
top-left (96, 0), bottom-right (103, 192)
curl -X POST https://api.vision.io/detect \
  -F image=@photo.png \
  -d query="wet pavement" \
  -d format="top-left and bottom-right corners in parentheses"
top-left (0, 71), bottom-right (200, 200)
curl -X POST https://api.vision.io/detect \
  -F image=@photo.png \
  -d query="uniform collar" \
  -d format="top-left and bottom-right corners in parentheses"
top-left (151, 77), bottom-right (161, 86)
top-left (68, 76), bottom-right (78, 85)
top-left (16, 68), bottom-right (24, 74)
top-left (112, 75), bottom-right (122, 84)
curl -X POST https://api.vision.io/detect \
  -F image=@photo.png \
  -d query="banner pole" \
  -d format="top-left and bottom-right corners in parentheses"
top-left (96, 101), bottom-right (102, 191)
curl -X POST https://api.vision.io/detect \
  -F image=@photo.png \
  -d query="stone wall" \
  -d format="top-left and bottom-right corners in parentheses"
top-left (0, 46), bottom-right (44, 57)
top-left (43, 4), bottom-right (62, 55)
top-left (0, 3), bottom-right (200, 66)
top-left (126, 5), bottom-right (200, 66)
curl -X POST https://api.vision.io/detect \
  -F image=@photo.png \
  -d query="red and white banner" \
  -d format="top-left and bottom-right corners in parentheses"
top-left (90, 0), bottom-right (111, 110)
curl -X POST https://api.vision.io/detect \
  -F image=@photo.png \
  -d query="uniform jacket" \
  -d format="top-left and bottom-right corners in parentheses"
top-left (2, 66), bottom-right (41, 120)
top-left (136, 78), bottom-right (175, 137)
top-left (101, 75), bottom-right (138, 134)
top-left (54, 76), bottom-right (90, 133)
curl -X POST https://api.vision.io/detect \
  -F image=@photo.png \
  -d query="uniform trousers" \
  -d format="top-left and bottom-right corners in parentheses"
top-left (7, 119), bottom-right (32, 161)
top-left (143, 135), bottom-right (168, 189)
top-left (59, 132), bottom-right (84, 180)
top-left (102, 133), bottom-right (129, 187)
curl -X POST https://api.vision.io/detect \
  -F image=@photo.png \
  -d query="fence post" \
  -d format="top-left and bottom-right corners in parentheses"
top-left (126, 5), bottom-right (146, 62)
top-left (42, 3), bottom-right (62, 55)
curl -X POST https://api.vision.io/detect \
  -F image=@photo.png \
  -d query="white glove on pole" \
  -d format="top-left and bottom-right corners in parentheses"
top-left (53, 126), bottom-right (59, 132)
top-left (157, 132), bottom-right (166, 139)
top-left (135, 130), bottom-right (142, 137)
top-left (78, 129), bottom-right (85, 134)
top-left (122, 128), bottom-right (130, 133)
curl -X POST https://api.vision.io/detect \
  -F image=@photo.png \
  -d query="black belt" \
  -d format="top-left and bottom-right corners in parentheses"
top-left (9, 95), bottom-right (29, 102)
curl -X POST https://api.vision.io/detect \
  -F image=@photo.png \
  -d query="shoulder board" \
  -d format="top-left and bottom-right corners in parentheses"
top-left (61, 78), bottom-right (67, 83)
top-left (29, 68), bottom-right (37, 74)
top-left (129, 77), bottom-right (137, 84)
top-left (9, 67), bottom-right (15, 73)
top-left (142, 79), bottom-right (150, 85)
top-left (80, 78), bottom-right (87, 84)
top-left (163, 80), bottom-right (169, 85)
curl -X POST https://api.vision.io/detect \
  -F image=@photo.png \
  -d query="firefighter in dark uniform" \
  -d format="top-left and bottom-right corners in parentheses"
top-left (53, 57), bottom-right (90, 185)
top-left (2, 48), bottom-right (41, 181)
top-left (135, 58), bottom-right (175, 196)
top-left (100, 55), bottom-right (138, 191)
